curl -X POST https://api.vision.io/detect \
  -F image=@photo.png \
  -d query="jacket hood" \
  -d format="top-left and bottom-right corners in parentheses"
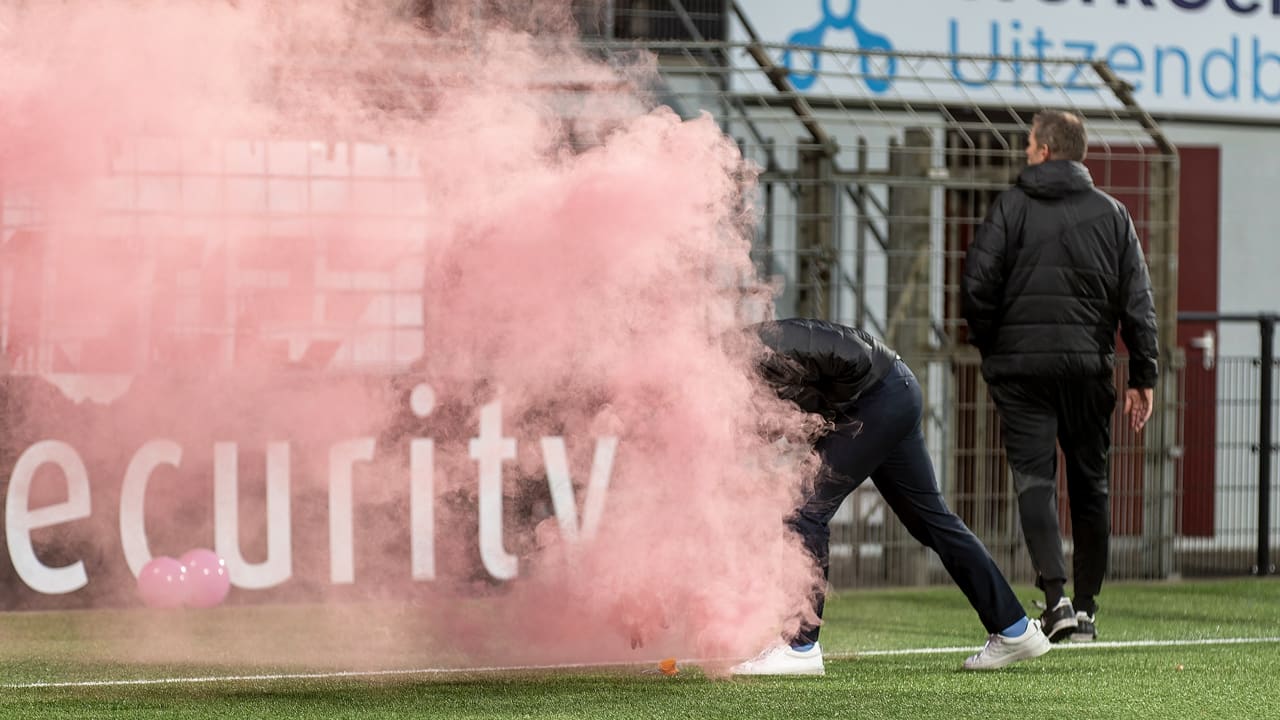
top-left (1016, 160), bottom-right (1094, 199)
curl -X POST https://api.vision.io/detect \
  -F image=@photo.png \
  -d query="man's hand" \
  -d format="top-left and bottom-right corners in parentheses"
top-left (1124, 387), bottom-right (1154, 433)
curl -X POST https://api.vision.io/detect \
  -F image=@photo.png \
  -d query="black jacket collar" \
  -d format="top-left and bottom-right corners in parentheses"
top-left (1017, 160), bottom-right (1093, 199)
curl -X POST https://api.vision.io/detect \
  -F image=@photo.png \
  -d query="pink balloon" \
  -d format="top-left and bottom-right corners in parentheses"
top-left (180, 548), bottom-right (230, 609)
top-left (137, 556), bottom-right (187, 609)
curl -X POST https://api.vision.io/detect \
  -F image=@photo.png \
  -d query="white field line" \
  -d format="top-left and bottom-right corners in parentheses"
top-left (2, 661), bottom-right (647, 689)
top-left (7, 636), bottom-right (1280, 689)
top-left (835, 635), bottom-right (1280, 658)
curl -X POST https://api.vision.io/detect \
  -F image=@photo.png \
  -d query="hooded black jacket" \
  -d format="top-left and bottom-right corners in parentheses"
top-left (961, 160), bottom-right (1159, 389)
top-left (752, 318), bottom-right (898, 420)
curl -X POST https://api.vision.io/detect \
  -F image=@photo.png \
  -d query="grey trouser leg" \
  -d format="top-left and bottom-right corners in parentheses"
top-left (1012, 468), bottom-right (1068, 594)
top-left (989, 380), bottom-right (1067, 601)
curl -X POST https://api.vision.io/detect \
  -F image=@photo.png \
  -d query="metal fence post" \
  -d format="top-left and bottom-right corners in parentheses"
top-left (1256, 316), bottom-right (1276, 575)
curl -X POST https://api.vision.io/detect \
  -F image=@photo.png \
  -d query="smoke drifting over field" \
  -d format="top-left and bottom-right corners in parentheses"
top-left (0, 0), bottom-right (822, 670)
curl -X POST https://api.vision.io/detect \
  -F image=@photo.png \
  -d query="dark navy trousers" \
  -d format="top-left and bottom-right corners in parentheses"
top-left (790, 360), bottom-right (1026, 643)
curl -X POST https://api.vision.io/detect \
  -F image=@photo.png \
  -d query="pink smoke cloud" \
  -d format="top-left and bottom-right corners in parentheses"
top-left (0, 0), bottom-right (821, 670)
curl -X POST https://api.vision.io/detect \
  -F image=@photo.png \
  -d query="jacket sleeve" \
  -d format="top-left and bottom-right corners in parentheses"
top-left (1117, 209), bottom-right (1159, 388)
top-left (961, 194), bottom-right (1013, 353)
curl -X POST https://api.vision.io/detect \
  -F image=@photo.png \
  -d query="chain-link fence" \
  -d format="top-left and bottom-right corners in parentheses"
top-left (1178, 314), bottom-right (1280, 577)
top-left (587, 21), bottom-right (1187, 587)
top-left (0, 138), bottom-right (431, 380)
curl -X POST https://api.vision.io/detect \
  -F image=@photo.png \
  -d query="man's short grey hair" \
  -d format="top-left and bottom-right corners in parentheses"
top-left (1032, 110), bottom-right (1087, 162)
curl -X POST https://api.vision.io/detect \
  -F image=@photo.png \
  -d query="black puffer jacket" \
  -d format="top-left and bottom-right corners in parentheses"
top-left (961, 160), bottom-right (1159, 389)
top-left (752, 318), bottom-right (898, 420)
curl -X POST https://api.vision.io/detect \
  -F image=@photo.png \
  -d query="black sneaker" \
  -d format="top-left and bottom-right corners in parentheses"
top-left (1039, 598), bottom-right (1079, 643)
top-left (1071, 611), bottom-right (1097, 642)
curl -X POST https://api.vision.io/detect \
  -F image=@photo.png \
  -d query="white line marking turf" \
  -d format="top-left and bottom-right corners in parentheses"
top-left (7, 636), bottom-right (1279, 689)
top-left (2, 662), bottom-right (645, 689)
top-left (838, 635), bottom-right (1280, 658)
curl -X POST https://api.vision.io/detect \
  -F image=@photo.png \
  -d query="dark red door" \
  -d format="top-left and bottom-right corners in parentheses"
top-left (1080, 145), bottom-right (1220, 538)
top-left (1172, 147), bottom-right (1221, 537)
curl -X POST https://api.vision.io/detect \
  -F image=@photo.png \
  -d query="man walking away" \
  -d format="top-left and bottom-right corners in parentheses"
top-left (961, 110), bottom-right (1159, 643)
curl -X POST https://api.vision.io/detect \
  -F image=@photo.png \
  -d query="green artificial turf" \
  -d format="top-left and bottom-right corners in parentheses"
top-left (1, 578), bottom-right (1276, 719)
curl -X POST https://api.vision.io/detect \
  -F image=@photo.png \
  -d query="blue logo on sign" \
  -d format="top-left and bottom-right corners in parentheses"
top-left (781, 0), bottom-right (896, 93)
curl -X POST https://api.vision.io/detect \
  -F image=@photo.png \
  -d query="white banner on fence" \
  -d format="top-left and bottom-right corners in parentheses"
top-left (733, 0), bottom-right (1280, 120)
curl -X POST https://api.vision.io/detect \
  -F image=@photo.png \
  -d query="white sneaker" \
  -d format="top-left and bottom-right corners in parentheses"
top-left (731, 642), bottom-right (826, 676)
top-left (963, 619), bottom-right (1052, 670)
